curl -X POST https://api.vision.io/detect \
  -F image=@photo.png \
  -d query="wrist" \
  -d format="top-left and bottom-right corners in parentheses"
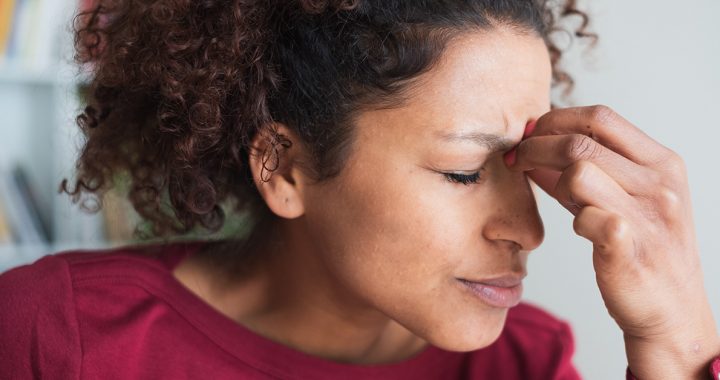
top-left (627, 355), bottom-right (720, 380)
top-left (624, 332), bottom-right (720, 380)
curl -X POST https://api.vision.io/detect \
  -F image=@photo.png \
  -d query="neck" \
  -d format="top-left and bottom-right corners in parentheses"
top-left (192, 217), bottom-right (429, 364)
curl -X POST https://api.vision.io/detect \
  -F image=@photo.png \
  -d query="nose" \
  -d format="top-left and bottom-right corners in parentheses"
top-left (482, 168), bottom-right (545, 252)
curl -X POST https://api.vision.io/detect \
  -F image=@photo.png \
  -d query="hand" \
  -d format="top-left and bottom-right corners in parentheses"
top-left (505, 105), bottom-right (720, 379)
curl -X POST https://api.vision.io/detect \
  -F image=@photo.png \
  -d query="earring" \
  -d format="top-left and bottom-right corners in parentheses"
top-left (259, 129), bottom-right (293, 182)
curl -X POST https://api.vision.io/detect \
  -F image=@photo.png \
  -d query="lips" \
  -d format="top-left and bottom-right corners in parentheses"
top-left (465, 273), bottom-right (525, 288)
top-left (457, 273), bottom-right (526, 308)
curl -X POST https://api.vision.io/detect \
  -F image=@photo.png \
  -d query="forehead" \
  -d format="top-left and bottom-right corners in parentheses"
top-left (358, 28), bottom-right (552, 143)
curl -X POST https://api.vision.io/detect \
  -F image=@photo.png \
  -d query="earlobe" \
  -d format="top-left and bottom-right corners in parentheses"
top-left (248, 123), bottom-right (306, 219)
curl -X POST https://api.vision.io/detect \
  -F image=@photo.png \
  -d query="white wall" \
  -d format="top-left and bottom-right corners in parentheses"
top-left (523, 1), bottom-right (720, 378)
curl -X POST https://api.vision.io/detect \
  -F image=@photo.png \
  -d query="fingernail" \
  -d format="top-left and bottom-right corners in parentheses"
top-left (503, 146), bottom-right (517, 166)
top-left (523, 120), bottom-right (537, 140)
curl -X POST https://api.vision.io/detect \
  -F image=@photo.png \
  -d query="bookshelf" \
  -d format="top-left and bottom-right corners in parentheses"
top-left (0, 0), bottom-right (109, 272)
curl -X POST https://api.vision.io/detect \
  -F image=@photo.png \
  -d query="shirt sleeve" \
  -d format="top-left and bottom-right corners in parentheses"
top-left (0, 254), bottom-right (82, 379)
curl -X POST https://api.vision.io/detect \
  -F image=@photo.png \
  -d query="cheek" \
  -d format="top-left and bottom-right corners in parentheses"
top-left (311, 162), bottom-right (465, 285)
top-left (304, 160), bottom-right (506, 350)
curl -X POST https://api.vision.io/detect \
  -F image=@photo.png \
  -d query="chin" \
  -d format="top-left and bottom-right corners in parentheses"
top-left (427, 310), bottom-right (509, 352)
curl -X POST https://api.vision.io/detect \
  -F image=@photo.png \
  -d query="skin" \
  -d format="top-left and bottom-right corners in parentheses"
top-left (174, 26), bottom-right (720, 377)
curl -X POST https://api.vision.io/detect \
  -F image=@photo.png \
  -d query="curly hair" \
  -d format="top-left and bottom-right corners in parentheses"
top-left (62, 0), bottom-right (597, 241)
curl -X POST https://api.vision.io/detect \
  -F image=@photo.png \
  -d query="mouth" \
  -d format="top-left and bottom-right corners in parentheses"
top-left (456, 274), bottom-right (525, 308)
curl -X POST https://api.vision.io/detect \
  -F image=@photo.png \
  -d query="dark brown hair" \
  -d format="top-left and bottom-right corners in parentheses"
top-left (63, 0), bottom-right (596, 242)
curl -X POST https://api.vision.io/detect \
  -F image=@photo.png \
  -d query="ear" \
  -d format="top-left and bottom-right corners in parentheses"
top-left (248, 123), bottom-right (309, 219)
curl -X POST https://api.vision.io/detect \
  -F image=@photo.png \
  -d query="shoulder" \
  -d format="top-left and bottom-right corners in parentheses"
top-left (0, 251), bottom-right (77, 321)
top-left (58, 241), bottom-right (202, 281)
top-left (0, 241), bottom-right (203, 376)
top-left (0, 241), bottom-right (198, 319)
top-left (0, 241), bottom-right (192, 288)
top-left (1, 241), bottom-right (207, 307)
top-left (0, 251), bottom-right (80, 376)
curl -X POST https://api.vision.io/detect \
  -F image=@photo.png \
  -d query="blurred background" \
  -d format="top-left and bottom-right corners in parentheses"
top-left (0, 0), bottom-right (102, 266)
top-left (0, 0), bottom-right (717, 379)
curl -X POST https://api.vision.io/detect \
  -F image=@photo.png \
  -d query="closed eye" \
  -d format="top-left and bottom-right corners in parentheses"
top-left (443, 171), bottom-right (483, 185)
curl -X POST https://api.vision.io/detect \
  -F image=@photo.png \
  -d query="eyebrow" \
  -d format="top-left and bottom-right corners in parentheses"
top-left (435, 130), bottom-right (517, 152)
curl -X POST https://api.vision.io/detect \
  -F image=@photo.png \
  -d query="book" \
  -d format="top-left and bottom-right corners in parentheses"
top-left (1, 0), bottom-right (72, 70)
top-left (0, 0), bottom-right (16, 56)
top-left (0, 199), bottom-right (13, 244)
top-left (11, 166), bottom-right (50, 240)
top-left (0, 166), bottom-right (47, 244)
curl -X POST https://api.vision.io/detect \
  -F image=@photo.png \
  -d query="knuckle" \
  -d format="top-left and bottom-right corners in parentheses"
top-left (572, 208), bottom-right (587, 234)
top-left (655, 186), bottom-right (682, 215)
top-left (652, 151), bottom-right (687, 186)
top-left (572, 160), bottom-right (595, 175)
top-left (586, 104), bottom-right (617, 124)
top-left (663, 151), bottom-right (686, 174)
top-left (565, 134), bottom-right (601, 161)
top-left (564, 161), bottom-right (593, 189)
top-left (603, 214), bottom-right (630, 245)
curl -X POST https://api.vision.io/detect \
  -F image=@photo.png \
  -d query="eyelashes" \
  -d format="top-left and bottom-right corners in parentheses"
top-left (443, 170), bottom-right (483, 185)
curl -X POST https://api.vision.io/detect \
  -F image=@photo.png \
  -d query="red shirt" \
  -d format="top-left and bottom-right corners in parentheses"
top-left (0, 241), bottom-right (584, 379)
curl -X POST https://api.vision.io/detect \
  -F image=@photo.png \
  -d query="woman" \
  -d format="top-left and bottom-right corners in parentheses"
top-left (1, 0), bottom-right (718, 379)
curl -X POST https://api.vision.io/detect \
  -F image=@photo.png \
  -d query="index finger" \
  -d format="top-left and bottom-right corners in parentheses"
top-left (530, 105), bottom-right (672, 167)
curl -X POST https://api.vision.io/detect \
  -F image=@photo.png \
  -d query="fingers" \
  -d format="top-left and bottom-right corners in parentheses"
top-left (573, 205), bottom-right (637, 268)
top-left (510, 133), bottom-right (660, 194)
top-left (529, 105), bottom-right (672, 167)
top-left (526, 168), bottom-right (560, 195)
top-left (527, 160), bottom-right (636, 217)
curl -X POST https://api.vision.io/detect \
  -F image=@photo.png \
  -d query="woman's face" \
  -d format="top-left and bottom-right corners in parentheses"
top-left (300, 28), bottom-right (551, 351)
